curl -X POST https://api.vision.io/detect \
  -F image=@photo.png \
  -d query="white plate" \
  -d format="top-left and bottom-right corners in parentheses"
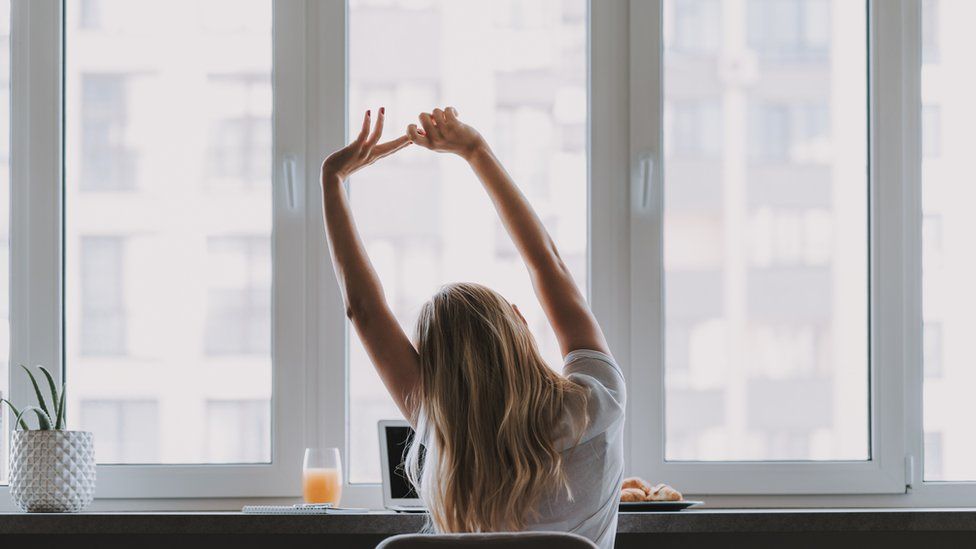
top-left (618, 500), bottom-right (703, 512)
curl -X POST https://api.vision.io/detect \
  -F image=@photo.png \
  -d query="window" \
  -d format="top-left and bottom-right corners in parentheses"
top-left (749, 102), bottom-right (830, 163)
top-left (668, 100), bottom-right (722, 159)
top-left (64, 0), bottom-right (273, 465)
top-left (0, 0), bottom-right (9, 483)
top-left (204, 236), bottom-right (271, 356)
top-left (206, 400), bottom-right (270, 463)
top-left (79, 236), bottom-right (126, 356)
top-left (921, 0), bottom-right (940, 64)
top-left (747, 0), bottom-right (831, 62)
top-left (668, 0), bottom-right (721, 55)
top-left (663, 0), bottom-right (868, 462)
top-left (346, 0), bottom-right (588, 483)
top-left (80, 399), bottom-right (159, 463)
top-left (922, 0), bottom-right (976, 482)
top-left (1, 0), bottom-right (969, 505)
top-left (80, 74), bottom-right (136, 191)
top-left (206, 73), bottom-right (272, 188)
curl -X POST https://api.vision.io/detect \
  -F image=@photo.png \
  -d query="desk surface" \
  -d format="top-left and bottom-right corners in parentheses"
top-left (1, 508), bottom-right (976, 535)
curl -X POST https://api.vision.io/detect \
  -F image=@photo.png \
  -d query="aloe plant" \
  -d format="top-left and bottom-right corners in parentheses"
top-left (0, 365), bottom-right (67, 431)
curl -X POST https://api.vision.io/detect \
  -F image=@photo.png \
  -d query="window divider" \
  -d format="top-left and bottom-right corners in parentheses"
top-left (8, 0), bottom-right (64, 444)
top-left (624, 0), bottom-right (665, 487)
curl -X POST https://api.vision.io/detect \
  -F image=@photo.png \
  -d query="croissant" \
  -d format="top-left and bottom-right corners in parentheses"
top-left (619, 487), bottom-right (646, 502)
top-left (621, 477), bottom-right (652, 495)
top-left (647, 483), bottom-right (682, 501)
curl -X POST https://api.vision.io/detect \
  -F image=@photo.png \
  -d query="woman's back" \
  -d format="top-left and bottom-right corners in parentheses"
top-left (526, 350), bottom-right (626, 549)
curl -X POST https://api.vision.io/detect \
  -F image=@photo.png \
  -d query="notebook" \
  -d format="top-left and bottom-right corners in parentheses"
top-left (241, 504), bottom-right (370, 514)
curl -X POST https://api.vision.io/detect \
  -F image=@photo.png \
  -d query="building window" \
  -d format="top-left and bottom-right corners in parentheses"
top-left (78, 0), bottom-right (101, 29)
top-left (669, 100), bottom-right (722, 159)
top-left (80, 74), bottom-right (137, 191)
top-left (80, 236), bottom-right (127, 356)
top-left (747, 0), bottom-right (830, 62)
top-left (204, 236), bottom-right (271, 356)
top-left (80, 399), bottom-right (160, 463)
top-left (206, 400), bottom-right (271, 463)
top-left (206, 73), bottom-right (272, 189)
top-left (749, 102), bottom-right (830, 164)
top-left (669, 0), bottom-right (722, 55)
top-left (749, 208), bottom-right (832, 268)
top-left (922, 0), bottom-right (940, 64)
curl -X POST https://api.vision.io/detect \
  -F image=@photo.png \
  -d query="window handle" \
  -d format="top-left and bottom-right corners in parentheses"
top-left (283, 154), bottom-right (298, 210)
top-left (636, 152), bottom-right (654, 212)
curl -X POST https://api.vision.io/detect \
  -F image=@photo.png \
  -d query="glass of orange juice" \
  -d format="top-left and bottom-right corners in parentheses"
top-left (303, 447), bottom-right (342, 505)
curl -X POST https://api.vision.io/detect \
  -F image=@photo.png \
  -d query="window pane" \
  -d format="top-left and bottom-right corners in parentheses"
top-left (922, 0), bottom-right (976, 481)
top-left (80, 399), bottom-right (159, 463)
top-left (347, 0), bottom-right (588, 483)
top-left (0, 0), bottom-right (10, 483)
top-left (64, 0), bottom-right (272, 464)
top-left (663, 0), bottom-right (868, 461)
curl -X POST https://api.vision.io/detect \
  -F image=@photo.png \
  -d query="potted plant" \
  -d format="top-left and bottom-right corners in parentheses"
top-left (1, 365), bottom-right (95, 512)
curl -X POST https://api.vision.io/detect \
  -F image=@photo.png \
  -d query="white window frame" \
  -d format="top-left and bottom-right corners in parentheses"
top-left (4, 0), bottom-right (974, 507)
top-left (625, 0), bottom-right (914, 495)
top-left (7, 0), bottom-right (309, 499)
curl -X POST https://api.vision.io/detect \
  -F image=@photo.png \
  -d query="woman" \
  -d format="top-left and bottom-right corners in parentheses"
top-left (322, 107), bottom-right (625, 548)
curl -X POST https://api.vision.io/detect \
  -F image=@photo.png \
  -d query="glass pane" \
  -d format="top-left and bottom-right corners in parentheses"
top-left (64, 0), bottom-right (273, 464)
top-left (663, 0), bottom-right (869, 461)
top-left (347, 0), bottom-right (588, 483)
top-left (0, 0), bottom-right (10, 483)
top-left (922, 0), bottom-right (976, 481)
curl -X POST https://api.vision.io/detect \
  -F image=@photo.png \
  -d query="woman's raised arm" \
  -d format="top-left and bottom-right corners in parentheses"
top-left (321, 109), bottom-right (420, 421)
top-left (407, 107), bottom-right (610, 358)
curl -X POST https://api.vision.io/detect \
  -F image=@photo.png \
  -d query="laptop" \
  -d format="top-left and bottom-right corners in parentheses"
top-left (378, 419), bottom-right (426, 513)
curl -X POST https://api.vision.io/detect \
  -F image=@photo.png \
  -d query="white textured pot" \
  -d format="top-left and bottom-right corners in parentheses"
top-left (9, 430), bottom-right (95, 512)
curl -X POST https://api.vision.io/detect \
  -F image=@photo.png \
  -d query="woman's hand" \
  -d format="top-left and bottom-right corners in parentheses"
top-left (322, 108), bottom-right (411, 181)
top-left (407, 107), bottom-right (486, 160)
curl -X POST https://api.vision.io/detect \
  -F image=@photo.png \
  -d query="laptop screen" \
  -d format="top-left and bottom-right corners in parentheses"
top-left (384, 425), bottom-right (421, 500)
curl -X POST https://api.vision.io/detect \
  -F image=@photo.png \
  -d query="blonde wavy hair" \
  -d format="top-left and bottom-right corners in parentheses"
top-left (404, 282), bottom-right (588, 533)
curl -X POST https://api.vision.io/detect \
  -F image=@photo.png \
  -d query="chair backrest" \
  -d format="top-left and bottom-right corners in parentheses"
top-left (375, 531), bottom-right (599, 549)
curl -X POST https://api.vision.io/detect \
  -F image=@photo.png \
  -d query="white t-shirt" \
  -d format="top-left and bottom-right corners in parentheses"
top-left (525, 349), bottom-right (626, 549)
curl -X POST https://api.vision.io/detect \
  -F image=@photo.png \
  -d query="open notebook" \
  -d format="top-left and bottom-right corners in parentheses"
top-left (242, 504), bottom-right (370, 515)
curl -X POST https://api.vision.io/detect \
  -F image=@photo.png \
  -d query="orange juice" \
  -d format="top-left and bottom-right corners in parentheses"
top-left (303, 467), bottom-right (342, 504)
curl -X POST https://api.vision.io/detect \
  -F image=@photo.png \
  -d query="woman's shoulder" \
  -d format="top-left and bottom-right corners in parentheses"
top-left (563, 349), bottom-right (625, 394)
top-left (554, 349), bottom-right (626, 450)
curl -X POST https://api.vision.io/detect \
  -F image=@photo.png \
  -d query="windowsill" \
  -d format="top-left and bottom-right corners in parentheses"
top-left (0, 508), bottom-right (975, 535)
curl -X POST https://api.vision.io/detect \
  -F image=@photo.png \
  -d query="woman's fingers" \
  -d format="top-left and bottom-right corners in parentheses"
top-left (364, 107), bottom-right (386, 153)
top-left (418, 112), bottom-right (440, 141)
top-left (372, 134), bottom-right (412, 160)
top-left (432, 108), bottom-right (446, 125)
top-left (355, 110), bottom-right (371, 145)
top-left (407, 124), bottom-right (431, 148)
top-left (445, 106), bottom-right (459, 121)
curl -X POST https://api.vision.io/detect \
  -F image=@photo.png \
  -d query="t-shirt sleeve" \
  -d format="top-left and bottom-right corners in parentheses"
top-left (562, 349), bottom-right (626, 445)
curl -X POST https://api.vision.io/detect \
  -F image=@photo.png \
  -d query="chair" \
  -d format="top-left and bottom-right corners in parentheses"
top-left (375, 531), bottom-right (599, 549)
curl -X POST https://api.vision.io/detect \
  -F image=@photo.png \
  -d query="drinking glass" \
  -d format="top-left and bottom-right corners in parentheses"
top-left (303, 447), bottom-right (342, 505)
